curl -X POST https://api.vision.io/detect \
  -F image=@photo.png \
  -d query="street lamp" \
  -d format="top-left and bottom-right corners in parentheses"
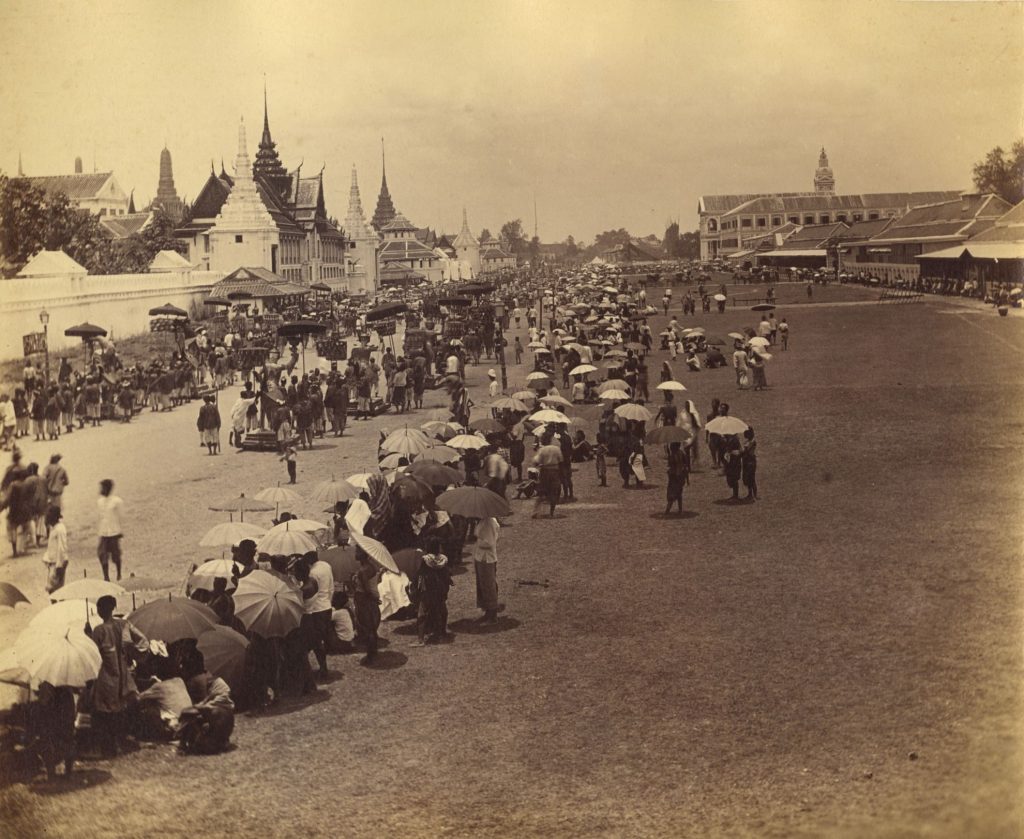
top-left (38, 308), bottom-right (50, 387)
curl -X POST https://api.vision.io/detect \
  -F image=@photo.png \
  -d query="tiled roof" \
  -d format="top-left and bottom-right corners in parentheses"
top-left (211, 266), bottom-right (311, 298)
top-left (188, 174), bottom-right (232, 221)
top-left (780, 222), bottom-right (847, 246)
top-left (700, 193), bottom-right (805, 214)
top-left (378, 238), bottom-right (437, 261)
top-left (100, 212), bottom-right (153, 239)
top-left (867, 194), bottom-right (1010, 243)
top-left (24, 172), bottom-right (114, 201)
top-left (709, 190), bottom-right (963, 217)
top-left (837, 218), bottom-right (893, 240)
top-left (482, 249), bottom-right (513, 260)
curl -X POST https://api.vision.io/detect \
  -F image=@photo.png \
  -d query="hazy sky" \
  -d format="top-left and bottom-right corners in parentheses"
top-left (1, 1), bottom-right (1020, 242)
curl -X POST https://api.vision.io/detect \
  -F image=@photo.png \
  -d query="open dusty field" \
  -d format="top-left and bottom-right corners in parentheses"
top-left (1, 290), bottom-right (1022, 838)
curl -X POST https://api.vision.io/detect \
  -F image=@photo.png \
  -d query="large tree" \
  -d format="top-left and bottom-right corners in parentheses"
top-left (500, 219), bottom-right (527, 256)
top-left (108, 209), bottom-right (189, 274)
top-left (677, 230), bottom-right (701, 260)
top-left (972, 141), bottom-right (1024, 205)
top-left (0, 173), bottom-right (115, 276)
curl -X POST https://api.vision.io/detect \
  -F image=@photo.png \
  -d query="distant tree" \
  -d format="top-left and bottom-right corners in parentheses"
top-left (972, 141), bottom-right (1024, 205)
top-left (664, 221), bottom-right (681, 257)
top-left (677, 230), bottom-right (701, 260)
top-left (500, 219), bottom-right (527, 256)
top-left (564, 234), bottom-right (579, 259)
top-left (0, 173), bottom-right (116, 276)
top-left (478, 227), bottom-right (492, 242)
top-left (528, 235), bottom-right (540, 266)
top-left (108, 209), bottom-right (189, 273)
top-left (592, 229), bottom-right (632, 255)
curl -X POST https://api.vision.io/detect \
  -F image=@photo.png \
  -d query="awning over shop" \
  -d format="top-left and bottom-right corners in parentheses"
top-left (758, 249), bottom-right (827, 258)
top-left (918, 242), bottom-right (1024, 261)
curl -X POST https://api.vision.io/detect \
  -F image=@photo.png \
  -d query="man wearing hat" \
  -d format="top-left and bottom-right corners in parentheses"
top-left (487, 369), bottom-right (499, 399)
top-left (44, 453), bottom-right (69, 512)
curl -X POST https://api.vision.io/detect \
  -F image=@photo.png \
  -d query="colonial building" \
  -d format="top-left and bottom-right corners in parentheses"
top-left (698, 148), bottom-right (961, 261)
top-left (174, 96), bottom-right (346, 286)
top-left (479, 236), bottom-right (517, 272)
top-left (23, 157), bottom-right (130, 217)
top-left (918, 200), bottom-right (1024, 290)
top-left (378, 211), bottom-right (444, 284)
top-left (343, 165), bottom-right (379, 295)
top-left (841, 192), bottom-right (1012, 283)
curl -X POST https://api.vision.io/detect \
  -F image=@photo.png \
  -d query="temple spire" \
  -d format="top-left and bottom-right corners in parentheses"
top-left (254, 83), bottom-right (288, 183)
top-left (211, 117), bottom-right (275, 229)
top-left (371, 137), bottom-right (397, 233)
top-left (345, 164), bottom-right (373, 240)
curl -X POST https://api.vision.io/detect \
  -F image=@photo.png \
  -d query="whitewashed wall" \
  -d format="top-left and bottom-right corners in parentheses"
top-left (0, 269), bottom-right (224, 360)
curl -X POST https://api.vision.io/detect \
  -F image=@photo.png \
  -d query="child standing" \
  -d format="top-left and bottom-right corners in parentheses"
top-left (280, 444), bottom-right (297, 484)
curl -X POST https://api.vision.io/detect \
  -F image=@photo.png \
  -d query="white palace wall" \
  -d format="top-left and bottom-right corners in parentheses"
top-left (0, 269), bottom-right (224, 360)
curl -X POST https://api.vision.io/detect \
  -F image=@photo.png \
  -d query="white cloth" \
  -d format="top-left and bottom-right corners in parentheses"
top-left (305, 560), bottom-right (334, 614)
top-left (0, 401), bottom-right (15, 427)
top-left (331, 608), bottom-right (355, 643)
top-left (475, 518), bottom-right (500, 563)
top-left (488, 380), bottom-right (499, 398)
top-left (378, 571), bottom-right (411, 620)
top-left (344, 499), bottom-right (371, 535)
top-left (97, 495), bottom-right (124, 537)
top-left (445, 355), bottom-right (459, 375)
top-left (44, 521), bottom-right (68, 567)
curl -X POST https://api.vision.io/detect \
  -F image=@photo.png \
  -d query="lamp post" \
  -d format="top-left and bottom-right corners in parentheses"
top-left (38, 308), bottom-right (50, 387)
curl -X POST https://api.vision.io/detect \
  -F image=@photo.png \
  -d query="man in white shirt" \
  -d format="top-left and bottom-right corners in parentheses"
top-left (96, 479), bottom-right (124, 581)
top-left (487, 370), bottom-right (500, 398)
top-left (445, 353), bottom-right (460, 376)
top-left (0, 395), bottom-right (16, 451)
top-left (757, 317), bottom-right (772, 339)
top-left (302, 553), bottom-right (336, 681)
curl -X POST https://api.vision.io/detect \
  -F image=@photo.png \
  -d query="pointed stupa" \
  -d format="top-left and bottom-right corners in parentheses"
top-left (371, 138), bottom-right (397, 233)
top-left (254, 83), bottom-right (288, 182)
top-left (453, 207), bottom-right (478, 248)
top-left (152, 146), bottom-right (184, 220)
top-left (345, 165), bottom-right (374, 240)
top-left (212, 118), bottom-right (275, 229)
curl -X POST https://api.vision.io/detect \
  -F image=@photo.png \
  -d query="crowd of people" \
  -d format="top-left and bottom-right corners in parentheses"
top-left (2, 260), bottom-right (796, 782)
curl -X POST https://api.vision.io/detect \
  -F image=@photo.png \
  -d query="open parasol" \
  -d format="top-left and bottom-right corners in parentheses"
top-left (407, 460), bottom-right (462, 487)
top-left (490, 396), bottom-right (528, 412)
top-left (15, 626), bottom-right (102, 688)
top-left (469, 417), bottom-right (506, 434)
top-left (196, 626), bottom-right (250, 693)
top-left (645, 425), bottom-right (695, 445)
top-left (308, 476), bottom-right (361, 505)
top-left (348, 532), bottom-right (400, 574)
top-left (448, 434), bottom-right (488, 450)
top-left (189, 559), bottom-right (241, 591)
top-left (0, 582), bottom-right (30, 609)
top-left (705, 416), bottom-right (749, 436)
top-left (199, 521), bottom-right (265, 548)
top-left (50, 579), bottom-right (125, 603)
top-left (233, 570), bottom-right (304, 638)
top-left (436, 486), bottom-right (512, 519)
top-left (256, 522), bottom-right (318, 556)
top-left (656, 380), bottom-right (687, 392)
top-left (130, 597), bottom-right (218, 643)
top-left (614, 403), bottom-right (653, 422)
top-left (209, 493), bottom-right (274, 523)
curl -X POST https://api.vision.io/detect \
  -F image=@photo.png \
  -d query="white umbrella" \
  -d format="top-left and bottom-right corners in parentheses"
top-left (308, 477), bottom-right (360, 505)
top-left (448, 434), bottom-right (488, 450)
top-left (29, 600), bottom-right (101, 632)
top-left (614, 403), bottom-right (653, 421)
top-left (254, 484), bottom-right (302, 505)
top-left (656, 380), bottom-right (687, 392)
top-left (749, 337), bottom-right (770, 348)
top-left (346, 473), bottom-right (373, 490)
top-left (189, 559), bottom-right (241, 590)
top-left (266, 518), bottom-right (329, 534)
top-left (529, 409), bottom-right (571, 424)
top-left (539, 394), bottom-right (572, 408)
top-left (599, 389), bottom-right (631, 401)
top-left (199, 521), bottom-right (266, 548)
top-left (15, 626), bottom-right (101, 688)
top-left (256, 523), bottom-right (318, 556)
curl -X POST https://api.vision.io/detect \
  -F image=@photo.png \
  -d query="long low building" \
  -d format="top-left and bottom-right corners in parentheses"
top-left (698, 148), bottom-right (961, 261)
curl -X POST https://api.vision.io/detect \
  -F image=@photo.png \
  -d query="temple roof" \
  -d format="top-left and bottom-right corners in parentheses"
top-left (100, 212), bottom-right (153, 239)
top-left (453, 208), bottom-right (479, 248)
top-left (24, 172), bottom-right (119, 202)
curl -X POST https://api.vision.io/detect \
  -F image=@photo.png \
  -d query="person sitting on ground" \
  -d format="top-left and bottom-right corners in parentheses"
top-left (177, 672), bottom-right (235, 755)
top-left (704, 346), bottom-right (726, 368)
top-left (685, 350), bottom-right (701, 372)
top-left (570, 430), bottom-right (593, 462)
top-left (329, 591), bottom-right (356, 654)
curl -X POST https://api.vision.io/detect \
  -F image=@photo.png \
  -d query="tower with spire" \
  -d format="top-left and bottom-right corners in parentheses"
top-left (452, 207), bottom-right (481, 276)
top-left (814, 147), bottom-right (836, 194)
top-left (150, 146), bottom-right (185, 221)
top-left (370, 139), bottom-right (397, 234)
top-left (253, 83), bottom-right (289, 196)
top-left (344, 165), bottom-right (379, 294)
top-left (206, 118), bottom-right (280, 273)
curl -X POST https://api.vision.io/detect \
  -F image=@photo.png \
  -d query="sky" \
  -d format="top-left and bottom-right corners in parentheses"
top-left (0, 0), bottom-right (1021, 243)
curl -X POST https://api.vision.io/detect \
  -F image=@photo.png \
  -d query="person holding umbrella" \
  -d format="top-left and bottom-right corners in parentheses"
top-left (665, 441), bottom-right (689, 516)
top-left (91, 595), bottom-right (149, 757)
top-left (351, 550), bottom-right (381, 666)
top-left (473, 517), bottom-right (501, 625)
top-left (723, 436), bottom-right (744, 501)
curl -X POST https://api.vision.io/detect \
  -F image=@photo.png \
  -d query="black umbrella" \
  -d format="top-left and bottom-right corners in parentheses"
top-left (365, 302), bottom-right (408, 322)
top-left (751, 303), bottom-right (776, 312)
top-left (204, 296), bottom-right (232, 307)
top-left (148, 303), bottom-right (188, 318)
top-left (311, 282), bottom-right (332, 293)
top-left (63, 322), bottom-right (107, 338)
top-left (437, 296), bottom-right (472, 307)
